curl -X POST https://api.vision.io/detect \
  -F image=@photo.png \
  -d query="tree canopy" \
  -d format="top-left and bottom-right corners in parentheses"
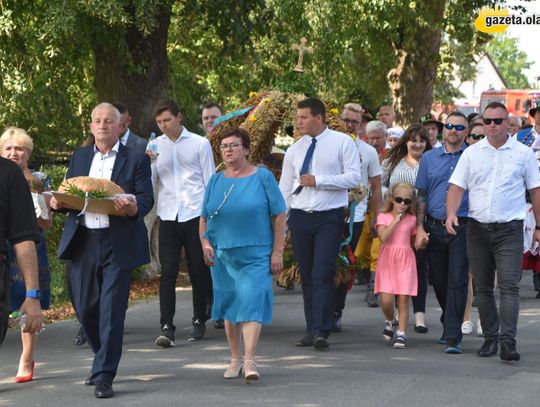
top-left (0, 0), bottom-right (504, 160)
top-left (485, 33), bottom-right (532, 89)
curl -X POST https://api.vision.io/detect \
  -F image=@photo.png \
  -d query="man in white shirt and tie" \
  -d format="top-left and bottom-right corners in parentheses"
top-left (151, 99), bottom-right (215, 346)
top-left (279, 97), bottom-right (362, 349)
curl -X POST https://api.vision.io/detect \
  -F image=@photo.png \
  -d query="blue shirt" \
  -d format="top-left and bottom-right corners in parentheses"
top-left (415, 145), bottom-right (469, 220)
top-left (202, 167), bottom-right (286, 249)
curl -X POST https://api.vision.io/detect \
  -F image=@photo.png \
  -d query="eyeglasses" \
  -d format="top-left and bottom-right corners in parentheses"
top-left (220, 143), bottom-right (242, 150)
top-left (482, 118), bottom-right (505, 125)
top-left (342, 118), bottom-right (360, 125)
top-left (393, 196), bottom-right (412, 205)
top-left (444, 123), bottom-right (466, 131)
top-left (469, 134), bottom-right (485, 141)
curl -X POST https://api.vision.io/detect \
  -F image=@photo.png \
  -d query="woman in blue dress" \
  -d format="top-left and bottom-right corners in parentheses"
top-left (200, 127), bottom-right (286, 383)
top-left (1, 127), bottom-right (52, 383)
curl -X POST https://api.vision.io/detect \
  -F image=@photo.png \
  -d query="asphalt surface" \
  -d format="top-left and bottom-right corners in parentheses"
top-left (1, 276), bottom-right (539, 407)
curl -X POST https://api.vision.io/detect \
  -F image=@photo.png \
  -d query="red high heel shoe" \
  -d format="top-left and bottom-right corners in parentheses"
top-left (15, 360), bottom-right (35, 383)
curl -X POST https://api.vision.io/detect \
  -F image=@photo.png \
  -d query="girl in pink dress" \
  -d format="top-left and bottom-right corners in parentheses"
top-left (375, 183), bottom-right (417, 349)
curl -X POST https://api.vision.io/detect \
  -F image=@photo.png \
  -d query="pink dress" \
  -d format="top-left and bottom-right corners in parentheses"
top-left (374, 212), bottom-right (417, 296)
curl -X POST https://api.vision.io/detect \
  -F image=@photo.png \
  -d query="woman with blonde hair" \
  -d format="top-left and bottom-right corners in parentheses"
top-left (1, 127), bottom-right (52, 382)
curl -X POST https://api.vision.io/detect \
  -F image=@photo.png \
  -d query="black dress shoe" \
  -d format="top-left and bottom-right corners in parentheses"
top-left (94, 381), bottom-right (114, 398)
top-left (313, 335), bottom-right (329, 349)
top-left (296, 334), bottom-right (314, 347)
top-left (85, 376), bottom-right (95, 386)
top-left (500, 341), bottom-right (520, 361)
top-left (414, 325), bottom-right (428, 334)
top-left (477, 339), bottom-right (498, 357)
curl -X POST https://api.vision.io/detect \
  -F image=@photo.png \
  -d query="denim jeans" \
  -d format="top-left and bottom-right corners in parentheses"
top-left (424, 220), bottom-right (469, 342)
top-left (467, 219), bottom-right (523, 344)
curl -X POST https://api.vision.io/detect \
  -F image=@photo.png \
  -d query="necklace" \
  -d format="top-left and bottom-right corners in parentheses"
top-left (208, 184), bottom-right (235, 220)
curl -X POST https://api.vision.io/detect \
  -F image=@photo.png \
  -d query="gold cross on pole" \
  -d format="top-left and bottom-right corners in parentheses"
top-left (291, 37), bottom-right (314, 73)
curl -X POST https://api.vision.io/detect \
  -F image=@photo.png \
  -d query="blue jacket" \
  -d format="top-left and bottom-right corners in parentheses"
top-left (57, 143), bottom-right (154, 270)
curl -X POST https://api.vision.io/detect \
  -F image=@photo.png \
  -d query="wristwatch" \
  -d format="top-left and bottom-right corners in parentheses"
top-left (26, 289), bottom-right (42, 299)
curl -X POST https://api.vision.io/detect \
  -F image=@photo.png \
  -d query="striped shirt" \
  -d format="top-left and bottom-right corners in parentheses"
top-left (381, 158), bottom-right (418, 191)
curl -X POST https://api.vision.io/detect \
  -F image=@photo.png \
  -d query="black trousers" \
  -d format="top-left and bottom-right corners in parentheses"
top-left (289, 208), bottom-right (345, 339)
top-left (334, 221), bottom-right (363, 315)
top-left (412, 249), bottom-right (429, 314)
top-left (70, 228), bottom-right (132, 384)
top-left (158, 217), bottom-right (212, 327)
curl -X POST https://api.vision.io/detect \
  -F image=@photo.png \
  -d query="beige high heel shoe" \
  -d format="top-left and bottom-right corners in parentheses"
top-left (243, 359), bottom-right (260, 384)
top-left (223, 359), bottom-right (243, 379)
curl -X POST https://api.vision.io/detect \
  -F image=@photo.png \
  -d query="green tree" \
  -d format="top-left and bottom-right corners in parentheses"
top-left (485, 34), bottom-right (532, 89)
top-left (0, 0), bottom-right (502, 158)
top-left (0, 0), bottom-right (268, 157)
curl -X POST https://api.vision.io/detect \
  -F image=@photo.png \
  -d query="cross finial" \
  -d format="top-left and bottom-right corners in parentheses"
top-left (291, 37), bottom-right (314, 73)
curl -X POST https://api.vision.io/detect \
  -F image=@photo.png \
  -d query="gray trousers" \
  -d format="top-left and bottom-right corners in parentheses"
top-left (467, 219), bottom-right (523, 344)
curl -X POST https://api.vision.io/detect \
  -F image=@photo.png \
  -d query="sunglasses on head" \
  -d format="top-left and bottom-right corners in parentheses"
top-left (444, 123), bottom-right (466, 131)
top-left (482, 118), bottom-right (505, 125)
top-left (393, 196), bottom-right (412, 205)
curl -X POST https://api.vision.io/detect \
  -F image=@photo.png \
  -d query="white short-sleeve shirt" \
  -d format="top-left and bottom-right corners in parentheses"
top-left (449, 136), bottom-right (540, 223)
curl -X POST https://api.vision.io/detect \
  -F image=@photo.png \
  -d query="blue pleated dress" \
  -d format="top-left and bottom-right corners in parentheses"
top-left (202, 167), bottom-right (286, 324)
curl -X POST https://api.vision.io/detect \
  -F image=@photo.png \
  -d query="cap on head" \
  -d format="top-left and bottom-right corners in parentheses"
top-left (419, 113), bottom-right (443, 133)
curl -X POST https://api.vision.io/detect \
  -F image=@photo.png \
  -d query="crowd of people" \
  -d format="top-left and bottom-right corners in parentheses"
top-left (1, 94), bottom-right (540, 399)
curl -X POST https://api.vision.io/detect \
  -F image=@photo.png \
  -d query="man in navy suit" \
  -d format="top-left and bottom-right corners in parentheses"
top-left (51, 102), bottom-right (153, 398)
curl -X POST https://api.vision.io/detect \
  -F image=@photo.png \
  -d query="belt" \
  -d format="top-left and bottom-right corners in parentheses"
top-left (469, 218), bottom-right (522, 227)
top-left (426, 214), bottom-right (468, 225)
top-left (293, 207), bottom-right (345, 215)
top-left (81, 226), bottom-right (110, 235)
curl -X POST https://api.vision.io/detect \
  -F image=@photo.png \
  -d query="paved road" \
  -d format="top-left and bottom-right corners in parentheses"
top-left (1, 277), bottom-right (539, 406)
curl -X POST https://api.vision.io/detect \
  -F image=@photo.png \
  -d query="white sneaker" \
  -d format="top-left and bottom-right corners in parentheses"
top-left (461, 320), bottom-right (473, 335)
top-left (476, 320), bottom-right (483, 336)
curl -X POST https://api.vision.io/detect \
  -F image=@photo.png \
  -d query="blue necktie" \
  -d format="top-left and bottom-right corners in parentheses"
top-left (293, 137), bottom-right (317, 195)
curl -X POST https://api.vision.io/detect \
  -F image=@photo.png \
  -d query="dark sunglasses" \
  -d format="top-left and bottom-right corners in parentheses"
top-left (394, 196), bottom-right (412, 205)
top-left (444, 123), bottom-right (466, 131)
top-left (483, 118), bottom-right (505, 125)
top-left (469, 133), bottom-right (485, 141)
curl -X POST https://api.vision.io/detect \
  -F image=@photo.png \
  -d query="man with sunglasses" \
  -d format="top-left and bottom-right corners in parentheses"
top-left (333, 103), bottom-right (383, 330)
top-left (415, 111), bottom-right (470, 354)
top-left (447, 101), bottom-right (540, 362)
